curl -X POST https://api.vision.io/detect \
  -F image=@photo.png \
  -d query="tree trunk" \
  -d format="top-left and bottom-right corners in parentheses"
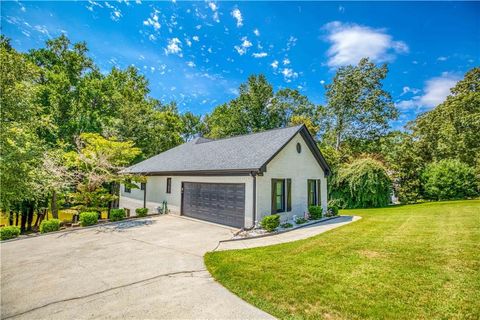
top-left (51, 190), bottom-right (58, 219)
top-left (335, 131), bottom-right (341, 151)
top-left (15, 211), bottom-right (19, 226)
top-left (20, 205), bottom-right (27, 233)
top-left (27, 202), bottom-right (34, 231)
top-left (9, 211), bottom-right (14, 226)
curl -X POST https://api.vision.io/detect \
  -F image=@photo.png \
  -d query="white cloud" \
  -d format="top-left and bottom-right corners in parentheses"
top-left (437, 56), bottom-right (448, 61)
top-left (148, 34), bottom-right (157, 41)
top-left (283, 58), bottom-right (290, 65)
top-left (231, 8), bottom-right (243, 27)
top-left (234, 36), bottom-right (252, 55)
top-left (143, 9), bottom-right (161, 30)
top-left (396, 73), bottom-right (460, 110)
top-left (271, 60), bottom-right (279, 69)
top-left (320, 80), bottom-right (325, 85)
top-left (208, 2), bottom-right (220, 23)
top-left (401, 86), bottom-right (420, 95)
top-left (185, 38), bottom-right (192, 47)
top-left (281, 68), bottom-right (298, 82)
top-left (253, 28), bottom-right (260, 36)
top-left (165, 38), bottom-right (182, 56)
top-left (323, 21), bottom-right (408, 67)
top-left (187, 61), bottom-right (196, 68)
top-left (192, 35), bottom-right (200, 41)
top-left (252, 52), bottom-right (268, 58)
top-left (286, 36), bottom-right (297, 51)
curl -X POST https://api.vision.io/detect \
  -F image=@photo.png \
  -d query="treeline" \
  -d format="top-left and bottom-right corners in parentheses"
top-left (1, 35), bottom-right (479, 232)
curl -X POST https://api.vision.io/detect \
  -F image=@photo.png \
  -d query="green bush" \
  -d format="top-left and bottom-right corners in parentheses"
top-left (331, 157), bottom-right (392, 208)
top-left (327, 205), bottom-right (339, 217)
top-left (308, 206), bottom-right (323, 220)
top-left (135, 208), bottom-right (148, 217)
top-left (422, 159), bottom-right (478, 200)
top-left (39, 219), bottom-right (61, 233)
top-left (0, 226), bottom-right (21, 240)
top-left (80, 211), bottom-right (98, 227)
top-left (110, 209), bottom-right (126, 222)
top-left (281, 222), bottom-right (293, 229)
top-left (260, 214), bottom-right (280, 232)
top-left (295, 217), bottom-right (307, 224)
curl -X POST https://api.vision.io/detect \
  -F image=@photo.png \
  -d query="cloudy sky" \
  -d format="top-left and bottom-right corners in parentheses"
top-left (2, 1), bottom-right (479, 128)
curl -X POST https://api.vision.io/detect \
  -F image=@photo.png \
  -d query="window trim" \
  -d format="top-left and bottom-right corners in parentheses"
top-left (271, 179), bottom-right (286, 214)
top-left (307, 179), bottom-right (317, 206)
top-left (166, 177), bottom-right (172, 194)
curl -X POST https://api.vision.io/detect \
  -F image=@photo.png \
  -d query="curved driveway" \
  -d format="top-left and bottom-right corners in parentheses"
top-left (1, 215), bottom-right (273, 319)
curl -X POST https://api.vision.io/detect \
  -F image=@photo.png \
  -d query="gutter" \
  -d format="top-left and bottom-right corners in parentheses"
top-left (251, 171), bottom-right (257, 228)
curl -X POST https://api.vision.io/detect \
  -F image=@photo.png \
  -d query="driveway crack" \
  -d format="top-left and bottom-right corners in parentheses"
top-left (2, 269), bottom-right (207, 319)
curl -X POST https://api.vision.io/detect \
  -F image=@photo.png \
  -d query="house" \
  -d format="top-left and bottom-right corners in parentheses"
top-left (119, 125), bottom-right (330, 229)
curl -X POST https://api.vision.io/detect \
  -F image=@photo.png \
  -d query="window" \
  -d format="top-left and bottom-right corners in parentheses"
top-left (140, 182), bottom-right (146, 191)
top-left (307, 179), bottom-right (321, 206)
top-left (272, 179), bottom-right (292, 214)
top-left (296, 142), bottom-right (302, 153)
top-left (124, 180), bottom-right (131, 193)
top-left (166, 178), bottom-right (172, 194)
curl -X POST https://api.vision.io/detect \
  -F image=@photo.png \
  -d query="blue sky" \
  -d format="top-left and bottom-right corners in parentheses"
top-left (2, 1), bottom-right (479, 128)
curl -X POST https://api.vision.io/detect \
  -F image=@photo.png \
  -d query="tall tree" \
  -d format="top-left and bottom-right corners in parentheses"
top-left (325, 58), bottom-right (398, 150)
top-left (410, 67), bottom-right (480, 167)
top-left (206, 75), bottom-right (320, 138)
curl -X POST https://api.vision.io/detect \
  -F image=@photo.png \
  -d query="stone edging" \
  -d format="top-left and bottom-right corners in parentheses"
top-left (219, 215), bottom-right (343, 243)
top-left (0, 214), bottom-right (163, 243)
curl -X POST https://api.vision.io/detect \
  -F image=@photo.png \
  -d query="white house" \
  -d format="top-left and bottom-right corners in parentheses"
top-left (119, 125), bottom-right (330, 229)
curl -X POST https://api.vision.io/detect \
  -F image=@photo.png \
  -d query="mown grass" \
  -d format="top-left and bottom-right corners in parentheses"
top-left (205, 200), bottom-right (480, 319)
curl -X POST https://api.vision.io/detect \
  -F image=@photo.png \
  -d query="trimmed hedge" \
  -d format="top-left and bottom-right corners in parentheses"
top-left (0, 226), bottom-right (21, 240)
top-left (260, 214), bottom-right (280, 232)
top-left (40, 219), bottom-right (61, 233)
top-left (110, 209), bottom-right (126, 222)
top-left (308, 206), bottom-right (323, 220)
top-left (135, 208), bottom-right (148, 217)
top-left (80, 211), bottom-right (98, 226)
top-left (295, 217), bottom-right (307, 224)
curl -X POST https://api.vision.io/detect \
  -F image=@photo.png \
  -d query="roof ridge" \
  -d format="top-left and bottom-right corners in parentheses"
top-left (200, 124), bottom-right (303, 144)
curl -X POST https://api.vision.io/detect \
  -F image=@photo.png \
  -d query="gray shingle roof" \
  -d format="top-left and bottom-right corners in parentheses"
top-left (122, 125), bottom-right (329, 175)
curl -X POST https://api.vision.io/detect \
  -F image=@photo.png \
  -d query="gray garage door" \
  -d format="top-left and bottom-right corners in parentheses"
top-left (181, 182), bottom-right (245, 228)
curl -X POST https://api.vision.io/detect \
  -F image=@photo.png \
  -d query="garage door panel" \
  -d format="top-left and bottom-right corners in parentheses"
top-left (182, 182), bottom-right (245, 228)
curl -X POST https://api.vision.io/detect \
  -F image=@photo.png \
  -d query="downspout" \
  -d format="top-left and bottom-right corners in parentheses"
top-left (251, 172), bottom-right (257, 228)
top-left (143, 182), bottom-right (147, 209)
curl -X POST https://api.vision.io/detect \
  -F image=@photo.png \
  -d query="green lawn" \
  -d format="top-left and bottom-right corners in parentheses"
top-left (205, 200), bottom-right (480, 319)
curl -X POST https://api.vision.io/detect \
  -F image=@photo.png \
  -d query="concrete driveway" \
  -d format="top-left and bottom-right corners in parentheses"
top-left (1, 215), bottom-right (273, 319)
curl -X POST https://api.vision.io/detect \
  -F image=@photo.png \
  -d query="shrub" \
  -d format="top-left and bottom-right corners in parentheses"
top-left (281, 222), bottom-right (293, 229)
top-left (135, 208), bottom-right (148, 217)
top-left (308, 206), bottom-right (323, 220)
top-left (0, 226), bottom-right (21, 240)
top-left (260, 214), bottom-right (280, 232)
top-left (110, 209), bottom-right (126, 222)
top-left (40, 219), bottom-right (61, 233)
top-left (422, 159), bottom-right (478, 200)
top-left (295, 217), bottom-right (307, 224)
top-left (331, 157), bottom-right (392, 208)
top-left (326, 205), bottom-right (339, 217)
top-left (80, 211), bottom-right (98, 227)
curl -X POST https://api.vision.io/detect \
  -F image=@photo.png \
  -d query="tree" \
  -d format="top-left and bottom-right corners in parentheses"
top-left (181, 112), bottom-right (207, 141)
top-left (206, 75), bottom-right (321, 138)
top-left (325, 58), bottom-right (398, 150)
top-left (422, 159), bottom-right (478, 200)
top-left (65, 133), bottom-right (141, 211)
top-left (330, 157), bottom-right (392, 208)
top-left (411, 67), bottom-right (480, 167)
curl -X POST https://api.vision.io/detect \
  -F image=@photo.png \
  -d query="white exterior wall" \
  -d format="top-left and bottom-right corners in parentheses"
top-left (120, 175), bottom-right (254, 227)
top-left (256, 132), bottom-right (327, 224)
